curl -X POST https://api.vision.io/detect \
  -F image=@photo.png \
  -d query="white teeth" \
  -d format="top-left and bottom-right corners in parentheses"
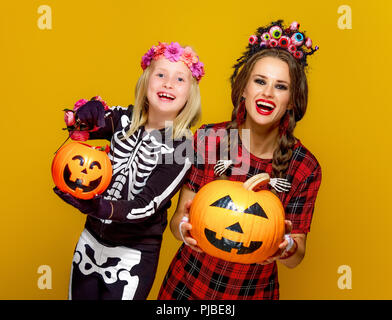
top-left (256, 101), bottom-right (275, 109)
top-left (158, 92), bottom-right (175, 99)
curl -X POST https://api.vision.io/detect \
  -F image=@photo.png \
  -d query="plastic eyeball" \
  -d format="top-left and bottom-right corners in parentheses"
top-left (279, 36), bottom-right (290, 48)
top-left (290, 21), bottom-right (300, 31)
top-left (262, 32), bottom-right (270, 41)
top-left (249, 35), bottom-right (258, 45)
top-left (291, 33), bottom-right (304, 46)
top-left (294, 50), bottom-right (303, 59)
top-left (269, 39), bottom-right (279, 47)
top-left (269, 26), bottom-right (282, 39)
top-left (288, 44), bottom-right (297, 54)
top-left (305, 37), bottom-right (312, 48)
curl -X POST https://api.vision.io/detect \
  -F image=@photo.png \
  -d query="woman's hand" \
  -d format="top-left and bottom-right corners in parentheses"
top-left (258, 220), bottom-right (293, 265)
top-left (179, 200), bottom-right (203, 253)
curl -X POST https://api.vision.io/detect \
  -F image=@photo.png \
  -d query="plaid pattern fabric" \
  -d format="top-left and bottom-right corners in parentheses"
top-left (158, 122), bottom-right (322, 300)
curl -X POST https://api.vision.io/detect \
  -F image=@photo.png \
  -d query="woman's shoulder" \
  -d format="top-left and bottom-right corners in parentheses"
top-left (290, 139), bottom-right (322, 178)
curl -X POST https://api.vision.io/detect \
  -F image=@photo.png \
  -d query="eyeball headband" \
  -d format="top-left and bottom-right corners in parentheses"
top-left (141, 42), bottom-right (205, 82)
top-left (231, 20), bottom-right (319, 83)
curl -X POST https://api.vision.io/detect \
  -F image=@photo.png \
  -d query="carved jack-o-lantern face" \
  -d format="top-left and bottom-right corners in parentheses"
top-left (52, 142), bottom-right (112, 200)
top-left (189, 174), bottom-right (285, 264)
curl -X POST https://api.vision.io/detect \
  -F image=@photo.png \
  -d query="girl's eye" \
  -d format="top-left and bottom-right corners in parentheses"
top-left (255, 78), bottom-right (265, 85)
top-left (178, 77), bottom-right (184, 82)
top-left (157, 73), bottom-right (164, 78)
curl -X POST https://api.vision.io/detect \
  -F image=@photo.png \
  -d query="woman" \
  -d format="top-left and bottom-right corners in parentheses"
top-left (54, 42), bottom-right (204, 300)
top-left (158, 20), bottom-right (322, 300)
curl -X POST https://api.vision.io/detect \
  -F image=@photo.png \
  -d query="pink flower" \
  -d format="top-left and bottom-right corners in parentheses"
top-left (64, 110), bottom-right (75, 126)
top-left (141, 47), bottom-right (155, 69)
top-left (154, 42), bottom-right (167, 56)
top-left (164, 42), bottom-right (184, 62)
top-left (152, 54), bottom-right (164, 61)
top-left (74, 99), bottom-right (88, 111)
top-left (190, 61), bottom-right (205, 82)
top-left (181, 47), bottom-right (198, 67)
top-left (69, 130), bottom-right (89, 141)
top-left (140, 42), bottom-right (205, 81)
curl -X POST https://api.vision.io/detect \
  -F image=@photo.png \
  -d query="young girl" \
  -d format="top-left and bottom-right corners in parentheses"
top-left (54, 42), bottom-right (205, 300)
top-left (158, 20), bottom-right (322, 300)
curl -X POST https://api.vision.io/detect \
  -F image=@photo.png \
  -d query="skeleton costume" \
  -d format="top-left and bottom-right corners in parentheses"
top-left (69, 105), bottom-right (192, 300)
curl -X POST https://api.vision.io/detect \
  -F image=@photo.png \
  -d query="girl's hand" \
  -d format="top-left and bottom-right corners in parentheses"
top-left (75, 100), bottom-right (106, 130)
top-left (179, 200), bottom-right (203, 253)
top-left (53, 187), bottom-right (112, 219)
top-left (258, 220), bottom-right (293, 265)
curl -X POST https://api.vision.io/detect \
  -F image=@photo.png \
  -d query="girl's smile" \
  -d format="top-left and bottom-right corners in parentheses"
top-left (146, 58), bottom-right (192, 127)
top-left (157, 91), bottom-right (176, 102)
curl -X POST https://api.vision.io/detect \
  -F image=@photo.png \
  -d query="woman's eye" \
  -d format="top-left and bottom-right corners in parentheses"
top-left (276, 84), bottom-right (288, 90)
top-left (255, 78), bottom-right (265, 85)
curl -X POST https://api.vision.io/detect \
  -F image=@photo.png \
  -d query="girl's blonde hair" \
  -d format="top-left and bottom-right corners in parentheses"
top-left (125, 63), bottom-right (201, 140)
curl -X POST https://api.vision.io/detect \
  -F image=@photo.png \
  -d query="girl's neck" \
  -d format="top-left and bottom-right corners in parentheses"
top-left (145, 116), bottom-right (173, 132)
top-left (239, 117), bottom-right (279, 159)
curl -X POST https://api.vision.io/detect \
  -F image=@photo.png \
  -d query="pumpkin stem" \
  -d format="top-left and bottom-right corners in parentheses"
top-left (243, 173), bottom-right (270, 191)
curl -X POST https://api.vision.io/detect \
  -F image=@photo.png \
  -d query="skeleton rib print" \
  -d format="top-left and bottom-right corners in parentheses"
top-left (103, 121), bottom-right (182, 221)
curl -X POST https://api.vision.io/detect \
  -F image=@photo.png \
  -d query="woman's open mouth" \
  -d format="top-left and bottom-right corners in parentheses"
top-left (157, 92), bottom-right (176, 102)
top-left (255, 99), bottom-right (276, 115)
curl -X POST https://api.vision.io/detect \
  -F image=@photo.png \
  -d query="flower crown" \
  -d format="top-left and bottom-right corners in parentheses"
top-left (141, 42), bottom-right (205, 82)
top-left (231, 20), bottom-right (319, 83)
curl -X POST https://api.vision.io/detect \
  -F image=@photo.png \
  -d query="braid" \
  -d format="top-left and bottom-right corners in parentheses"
top-left (272, 110), bottom-right (296, 179)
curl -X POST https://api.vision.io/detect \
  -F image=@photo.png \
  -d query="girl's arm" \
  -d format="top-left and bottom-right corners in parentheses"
top-left (94, 160), bottom-right (192, 223)
top-left (55, 159), bottom-right (192, 223)
top-left (88, 105), bottom-right (130, 141)
top-left (68, 99), bottom-right (131, 141)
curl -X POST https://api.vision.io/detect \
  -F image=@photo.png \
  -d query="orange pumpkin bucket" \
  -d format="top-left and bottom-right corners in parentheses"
top-left (189, 173), bottom-right (285, 264)
top-left (51, 142), bottom-right (112, 200)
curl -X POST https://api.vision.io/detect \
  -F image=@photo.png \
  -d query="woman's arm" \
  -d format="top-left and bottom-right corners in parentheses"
top-left (278, 233), bottom-right (307, 268)
top-left (258, 221), bottom-right (307, 268)
top-left (170, 186), bottom-right (195, 240)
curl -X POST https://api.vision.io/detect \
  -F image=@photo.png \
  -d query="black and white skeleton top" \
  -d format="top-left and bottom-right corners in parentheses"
top-left (85, 105), bottom-right (192, 247)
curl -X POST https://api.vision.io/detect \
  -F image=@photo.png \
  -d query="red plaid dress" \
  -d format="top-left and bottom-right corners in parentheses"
top-left (158, 122), bottom-right (322, 300)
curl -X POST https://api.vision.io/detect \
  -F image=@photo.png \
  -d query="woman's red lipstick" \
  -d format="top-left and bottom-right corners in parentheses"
top-left (255, 99), bottom-right (276, 115)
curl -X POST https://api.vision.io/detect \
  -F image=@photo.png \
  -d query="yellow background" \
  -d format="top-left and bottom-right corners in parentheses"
top-left (0, 0), bottom-right (391, 299)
